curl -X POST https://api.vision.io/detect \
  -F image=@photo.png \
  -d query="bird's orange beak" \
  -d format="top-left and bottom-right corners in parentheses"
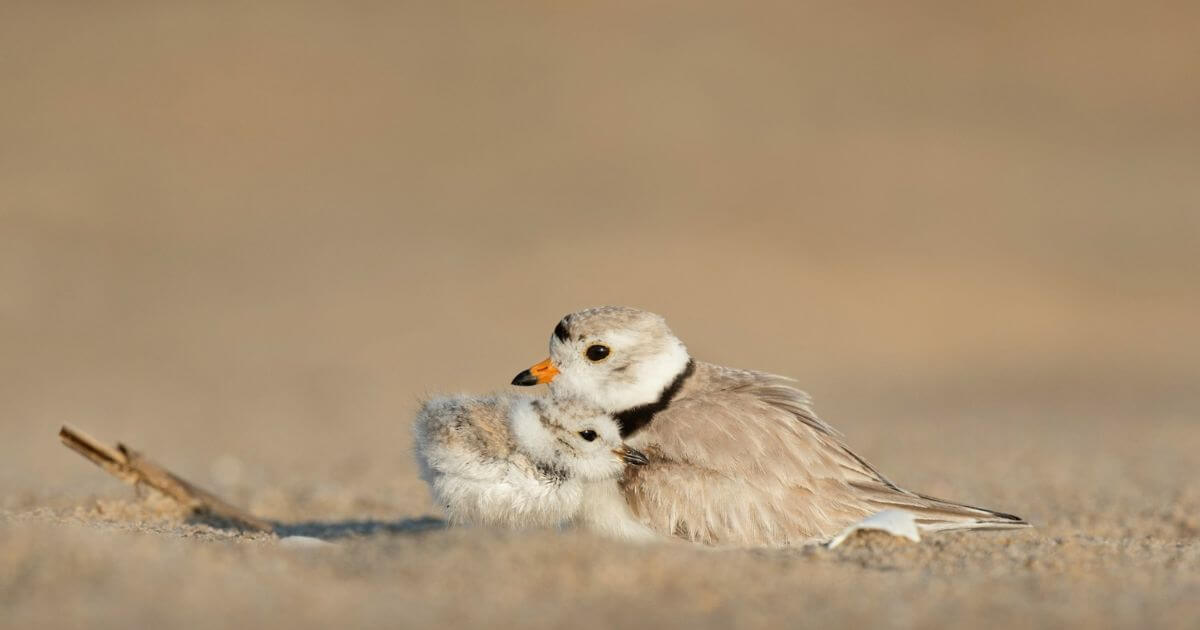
top-left (511, 358), bottom-right (559, 386)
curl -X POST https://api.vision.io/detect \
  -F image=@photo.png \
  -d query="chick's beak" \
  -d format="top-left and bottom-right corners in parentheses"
top-left (512, 358), bottom-right (559, 386)
top-left (614, 446), bottom-right (649, 466)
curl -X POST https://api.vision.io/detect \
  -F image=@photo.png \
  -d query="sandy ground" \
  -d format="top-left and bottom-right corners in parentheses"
top-left (6, 408), bottom-right (1200, 630)
top-left (3, 2), bottom-right (1199, 628)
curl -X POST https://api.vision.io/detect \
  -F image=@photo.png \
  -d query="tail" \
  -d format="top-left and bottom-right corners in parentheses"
top-left (852, 482), bottom-right (1031, 533)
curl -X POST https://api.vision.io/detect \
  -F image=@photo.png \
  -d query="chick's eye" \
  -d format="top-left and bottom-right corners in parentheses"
top-left (585, 345), bottom-right (610, 361)
top-left (578, 430), bottom-right (598, 442)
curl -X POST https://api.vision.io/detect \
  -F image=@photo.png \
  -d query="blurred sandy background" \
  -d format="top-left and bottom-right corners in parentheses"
top-left (2, 2), bottom-right (1198, 628)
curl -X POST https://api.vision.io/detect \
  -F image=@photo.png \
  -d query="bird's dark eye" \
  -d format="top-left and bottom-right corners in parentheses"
top-left (578, 430), bottom-right (598, 442)
top-left (585, 345), bottom-right (610, 362)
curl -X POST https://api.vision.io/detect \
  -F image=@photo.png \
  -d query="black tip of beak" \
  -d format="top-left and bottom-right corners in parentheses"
top-left (511, 370), bottom-right (539, 386)
top-left (623, 447), bottom-right (650, 466)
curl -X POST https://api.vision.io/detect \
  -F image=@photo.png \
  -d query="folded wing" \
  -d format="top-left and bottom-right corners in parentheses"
top-left (620, 363), bottom-right (1028, 545)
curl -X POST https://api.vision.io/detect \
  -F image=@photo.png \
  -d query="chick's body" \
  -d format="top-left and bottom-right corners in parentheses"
top-left (414, 393), bottom-right (582, 528)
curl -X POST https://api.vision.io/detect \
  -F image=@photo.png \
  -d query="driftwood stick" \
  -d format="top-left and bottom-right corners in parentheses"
top-left (59, 424), bottom-right (274, 533)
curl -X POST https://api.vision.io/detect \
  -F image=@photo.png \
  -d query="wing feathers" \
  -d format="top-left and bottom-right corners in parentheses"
top-left (621, 362), bottom-right (1029, 545)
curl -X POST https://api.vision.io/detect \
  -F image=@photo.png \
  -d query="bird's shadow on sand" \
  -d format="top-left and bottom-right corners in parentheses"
top-left (273, 516), bottom-right (447, 540)
top-left (187, 514), bottom-right (447, 541)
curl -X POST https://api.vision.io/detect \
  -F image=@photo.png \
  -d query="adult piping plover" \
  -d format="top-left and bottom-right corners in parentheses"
top-left (512, 306), bottom-right (1030, 546)
top-left (413, 392), bottom-right (656, 539)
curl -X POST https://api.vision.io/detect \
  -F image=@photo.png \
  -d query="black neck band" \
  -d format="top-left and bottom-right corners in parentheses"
top-left (615, 359), bottom-right (695, 438)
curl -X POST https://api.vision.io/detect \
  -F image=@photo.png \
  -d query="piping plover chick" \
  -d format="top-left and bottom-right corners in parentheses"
top-left (512, 306), bottom-right (1030, 547)
top-left (413, 392), bottom-right (654, 538)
